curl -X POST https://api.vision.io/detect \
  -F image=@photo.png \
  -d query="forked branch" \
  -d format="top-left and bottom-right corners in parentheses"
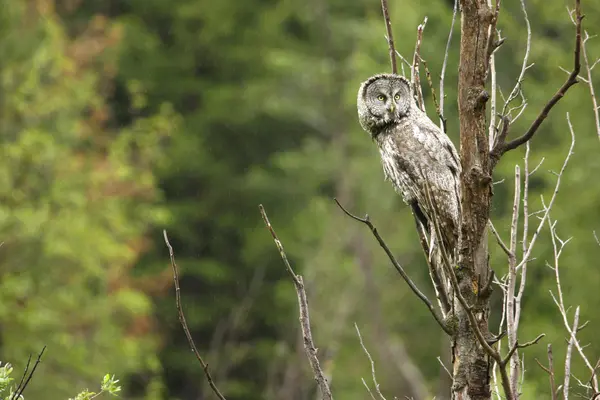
top-left (490, 0), bottom-right (583, 167)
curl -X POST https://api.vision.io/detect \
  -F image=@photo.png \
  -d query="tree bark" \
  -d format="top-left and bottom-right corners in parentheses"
top-left (454, 0), bottom-right (495, 399)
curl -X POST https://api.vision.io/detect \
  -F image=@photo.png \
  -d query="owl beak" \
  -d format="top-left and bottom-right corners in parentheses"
top-left (387, 104), bottom-right (395, 114)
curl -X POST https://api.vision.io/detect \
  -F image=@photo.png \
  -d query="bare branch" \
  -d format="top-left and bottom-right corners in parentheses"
top-left (361, 378), bottom-right (377, 400)
top-left (499, 0), bottom-right (532, 121)
top-left (564, 307), bottom-right (580, 400)
top-left (163, 230), bottom-right (228, 400)
top-left (412, 17), bottom-right (428, 111)
top-left (546, 204), bottom-right (599, 394)
top-left (493, 279), bottom-right (509, 400)
top-left (535, 344), bottom-right (558, 400)
top-left (392, 48), bottom-right (413, 72)
top-left (589, 359), bottom-right (600, 395)
top-left (488, 220), bottom-right (512, 258)
top-left (515, 113), bottom-right (576, 272)
top-left (258, 205), bottom-right (333, 400)
top-left (501, 333), bottom-right (545, 367)
top-left (486, 0), bottom-right (502, 62)
top-left (420, 56), bottom-right (445, 132)
top-left (437, 356), bottom-right (452, 378)
top-left (581, 31), bottom-right (600, 140)
top-left (334, 198), bottom-right (452, 335)
top-left (514, 143), bottom-right (533, 344)
top-left (11, 354), bottom-right (32, 400)
top-left (494, 0), bottom-right (582, 157)
top-left (506, 165), bottom-right (521, 393)
top-left (439, 0), bottom-right (458, 132)
top-left (489, 46), bottom-right (498, 150)
top-left (355, 323), bottom-right (387, 400)
top-left (10, 346), bottom-right (46, 400)
top-left (380, 0), bottom-right (397, 74)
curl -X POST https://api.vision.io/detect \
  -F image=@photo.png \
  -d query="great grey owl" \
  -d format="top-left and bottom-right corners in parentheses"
top-left (357, 73), bottom-right (461, 303)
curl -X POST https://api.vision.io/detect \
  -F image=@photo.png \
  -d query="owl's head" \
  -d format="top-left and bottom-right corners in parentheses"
top-left (357, 73), bottom-right (412, 136)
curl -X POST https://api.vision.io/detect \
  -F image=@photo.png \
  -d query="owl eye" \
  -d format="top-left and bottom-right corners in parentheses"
top-left (394, 94), bottom-right (401, 100)
top-left (377, 95), bottom-right (385, 101)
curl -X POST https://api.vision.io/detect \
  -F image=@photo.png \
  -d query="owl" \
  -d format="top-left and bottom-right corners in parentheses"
top-left (357, 73), bottom-right (461, 302)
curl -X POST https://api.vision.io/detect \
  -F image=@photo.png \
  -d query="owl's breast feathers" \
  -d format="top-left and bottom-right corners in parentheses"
top-left (375, 117), bottom-right (461, 254)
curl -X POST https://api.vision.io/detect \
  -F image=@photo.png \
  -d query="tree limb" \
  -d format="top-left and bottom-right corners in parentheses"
top-left (412, 17), bottom-right (428, 110)
top-left (259, 205), bottom-right (333, 400)
top-left (163, 230), bottom-right (227, 400)
top-left (334, 198), bottom-right (452, 336)
top-left (491, 0), bottom-right (583, 163)
top-left (380, 0), bottom-right (397, 74)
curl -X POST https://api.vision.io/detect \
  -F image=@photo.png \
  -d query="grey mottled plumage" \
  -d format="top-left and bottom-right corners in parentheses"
top-left (357, 73), bottom-right (461, 304)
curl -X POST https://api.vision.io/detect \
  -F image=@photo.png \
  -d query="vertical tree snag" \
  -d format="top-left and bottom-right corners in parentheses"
top-left (455, 0), bottom-right (495, 399)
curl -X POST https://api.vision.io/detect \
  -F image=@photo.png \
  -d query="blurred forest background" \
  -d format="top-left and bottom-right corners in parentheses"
top-left (1, 0), bottom-right (599, 399)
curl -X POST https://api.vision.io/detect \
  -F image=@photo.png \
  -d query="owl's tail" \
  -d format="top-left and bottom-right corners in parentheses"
top-left (426, 225), bottom-right (457, 318)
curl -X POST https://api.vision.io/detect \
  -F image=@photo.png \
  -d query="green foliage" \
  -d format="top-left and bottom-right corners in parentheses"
top-left (69, 374), bottom-right (122, 400)
top-left (0, 363), bottom-right (120, 400)
top-left (0, 363), bottom-right (14, 394)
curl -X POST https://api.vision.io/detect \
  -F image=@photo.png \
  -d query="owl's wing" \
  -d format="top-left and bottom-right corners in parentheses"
top-left (406, 115), bottom-right (462, 236)
top-left (412, 116), bottom-right (461, 176)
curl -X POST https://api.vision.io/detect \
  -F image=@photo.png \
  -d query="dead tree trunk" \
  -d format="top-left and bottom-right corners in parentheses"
top-left (453, 0), bottom-right (495, 399)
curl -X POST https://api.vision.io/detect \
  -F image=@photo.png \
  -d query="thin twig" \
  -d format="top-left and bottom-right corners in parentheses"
top-left (498, 0), bottom-right (532, 124)
top-left (492, 0), bottom-right (583, 160)
top-left (535, 344), bottom-right (558, 400)
top-left (412, 17), bottom-right (428, 111)
top-left (506, 165), bottom-right (521, 393)
top-left (549, 345), bottom-right (558, 400)
top-left (486, 0), bottom-right (502, 61)
top-left (589, 359), bottom-right (600, 395)
top-left (393, 49), bottom-right (413, 72)
top-left (546, 201), bottom-right (599, 393)
top-left (362, 378), bottom-right (377, 400)
top-left (11, 355), bottom-right (31, 400)
top-left (493, 278), bottom-right (509, 400)
top-left (501, 333), bottom-right (545, 367)
top-left (564, 307), bottom-right (580, 400)
top-left (334, 198), bottom-right (452, 336)
top-left (259, 205), bottom-right (333, 400)
top-left (439, 0), bottom-right (458, 132)
top-left (514, 143), bottom-right (533, 357)
top-left (380, 0), bottom-right (397, 74)
top-left (514, 113), bottom-right (576, 272)
top-left (487, 0), bottom-right (501, 150)
top-left (488, 221), bottom-right (512, 257)
top-left (355, 323), bottom-right (387, 400)
top-left (437, 356), bottom-right (452, 378)
top-left (581, 31), bottom-right (600, 140)
top-left (11, 346), bottom-right (46, 400)
top-left (163, 230), bottom-right (227, 400)
top-left (420, 56), bottom-right (444, 131)
top-left (489, 52), bottom-right (498, 151)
